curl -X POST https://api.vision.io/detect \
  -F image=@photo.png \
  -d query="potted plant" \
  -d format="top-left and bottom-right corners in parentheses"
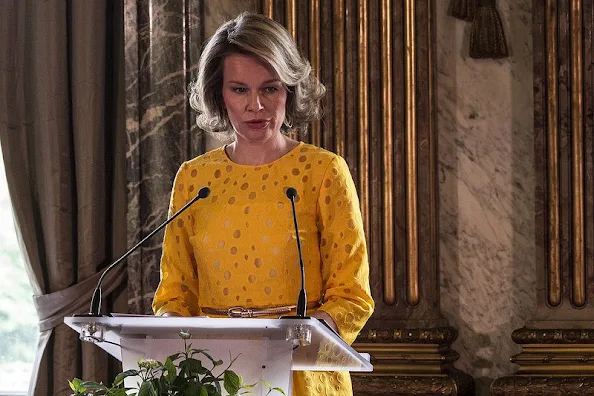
top-left (69, 331), bottom-right (285, 396)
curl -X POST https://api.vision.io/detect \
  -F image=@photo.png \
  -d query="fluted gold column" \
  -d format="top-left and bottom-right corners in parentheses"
top-left (263, 1), bottom-right (473, 395)
top-left (309, 0), bottom-right (321, 147)
top-left (381, 0), bottom-right (395, 305)
top-left (570, 0), bottom-right (585, 308)
top-left (333, 0), bottom-right (345, 158)
top-left (492, 0), bottom-right (594, 393)
top-left (404, 0), bottom-right (419, 307)
top-left (358, 0), bottom-right (369, 241)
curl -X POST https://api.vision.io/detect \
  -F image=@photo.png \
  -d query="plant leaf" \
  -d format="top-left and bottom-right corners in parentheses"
top-left (196, 349), bottom-right (219, 366)
top-left (223, 370), bottom-right (241, 395)
top-left (200, 374), bottom-right (221, 384)
top-left (205, 383), bottom-right (219, 395)
top-left (79, 381), bottom-right (108, 390)
top-left (110, 389), bottom-right (130, 396)
top-left (68, 378), bottom-right (85, 392)
top-left (164, 357), bottom-right (177, 383)
top-left (167, 352), bottom-right (183, 362)
top-left (185, 382), bottom-right (209, 396)
top-left (113, 369), bottom-right (139, 387)
top-left (180, 358), bottom-right (206, 375)
top-left (137, 380), bottom-right (158, 396)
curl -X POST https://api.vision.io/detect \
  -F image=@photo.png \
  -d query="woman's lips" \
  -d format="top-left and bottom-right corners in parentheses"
top-left (246, 119), bottom-right (270, 129)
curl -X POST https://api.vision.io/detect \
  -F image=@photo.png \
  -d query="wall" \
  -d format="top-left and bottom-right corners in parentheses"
top-left (436, 1), bottom-right (535, 394)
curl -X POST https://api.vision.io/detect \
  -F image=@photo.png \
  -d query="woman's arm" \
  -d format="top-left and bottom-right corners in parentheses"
top-left (311, 310), bottom-right (338, 333)
top-left (315, 156), bottom-right (375, 344)
top-left (152, 163), bottom-right (201, 317)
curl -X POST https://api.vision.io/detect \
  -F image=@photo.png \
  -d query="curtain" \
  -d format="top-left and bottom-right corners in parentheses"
top-left (0, 1), bottom-right (127, 395)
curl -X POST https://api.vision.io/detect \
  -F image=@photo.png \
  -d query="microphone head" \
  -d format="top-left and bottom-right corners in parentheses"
top-left (286, 187), bottom-right (297, 200)
top-left (198, 186), bottom-right (211, 199)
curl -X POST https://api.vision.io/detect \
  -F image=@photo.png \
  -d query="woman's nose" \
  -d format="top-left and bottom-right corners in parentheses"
top-left (246, 92), bottom-right (263, 112)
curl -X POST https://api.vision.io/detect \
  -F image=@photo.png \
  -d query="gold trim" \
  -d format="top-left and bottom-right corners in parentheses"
top-left (262, 0), bottom-right (273, 19)
top-left (405, 0), bottom-right (419, 306)
top-left (508, 342), bottom-right (594, 377)
top-left (511, 327), bottom-right (594, 344)
top-left (309, 0), bottom-right (321, 147)
top-left (357, 326), bottom-right (458, 343)
top-left (493, 377), bottom-right (594, 392)
top-left (364, 365), bottom-right (443, 375)
top-left (286, 0), bottom-right (296, 40)
top-left (517, 365), bottom-right (594, 374)
top-left (382, 0), bottom-right (395, 305)
top-left (333, 0), bottom-right (345, 157)
top-left (520, 345), bottom-right (594, 354)
top-left (570, 0), bottom-right (585, 307)
top-left (546, 0), bottom-right (561, 307)
top-left (358, 0), bottom-right (370, 242)
top-left (355, 345), bottom-right (442, 354)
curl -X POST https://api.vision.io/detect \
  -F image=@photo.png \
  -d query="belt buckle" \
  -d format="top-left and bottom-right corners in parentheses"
top-left (227, 306), bottom-right (253, 318)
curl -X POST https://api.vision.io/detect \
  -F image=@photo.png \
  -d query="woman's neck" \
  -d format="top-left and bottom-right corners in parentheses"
top-left (226, 135), bottom-right (298, 165)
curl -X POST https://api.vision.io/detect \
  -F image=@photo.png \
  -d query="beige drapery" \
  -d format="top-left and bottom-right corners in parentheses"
top-left (0, 1), bottom-right (127, 395)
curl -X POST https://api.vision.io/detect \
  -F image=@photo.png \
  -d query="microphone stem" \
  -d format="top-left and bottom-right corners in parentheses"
top-left (289, 196), bottom-right (306, 317)
top-left (89, 192), bottom-right (203, 315)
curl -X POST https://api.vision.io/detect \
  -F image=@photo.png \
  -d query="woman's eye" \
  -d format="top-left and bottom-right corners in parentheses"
top-left (232, 87), bottom-right (247, 93)
top-left (263, 86), bottom-right (278, 94)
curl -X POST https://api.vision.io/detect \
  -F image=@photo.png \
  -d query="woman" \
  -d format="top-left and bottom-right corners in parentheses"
top-left (152, 12), bottom-right (374, 395)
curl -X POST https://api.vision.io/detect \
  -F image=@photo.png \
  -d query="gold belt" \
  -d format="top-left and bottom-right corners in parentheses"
top-left (201, 301), bottom-right (320, 318)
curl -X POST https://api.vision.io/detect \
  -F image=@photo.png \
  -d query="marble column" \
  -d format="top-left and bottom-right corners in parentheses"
top-left (492, 0), bottom-right (594, 393)
top-left (436, 0), bottom-right (535, 395)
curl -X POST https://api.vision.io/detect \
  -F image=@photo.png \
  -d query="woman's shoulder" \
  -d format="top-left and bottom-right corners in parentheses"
top-left (180, 146), bottom-right (228, 171)
top-left (293, 143), bottom-right (351, 177)
top-left (295, 142), bottom-right (341, 164)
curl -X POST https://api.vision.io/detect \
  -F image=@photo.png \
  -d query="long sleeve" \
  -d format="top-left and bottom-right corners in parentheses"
top-left (316, 156), bottom-right (374, 345)
top-left (152, 162), bottom-right (200, 316)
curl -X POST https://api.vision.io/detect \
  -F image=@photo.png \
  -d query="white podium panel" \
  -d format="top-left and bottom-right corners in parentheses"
top-left (64, 315), bottom-right (373, 395)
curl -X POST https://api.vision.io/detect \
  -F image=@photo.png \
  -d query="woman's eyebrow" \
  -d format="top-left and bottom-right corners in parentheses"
top-left (226, 79), bottom-right (281, 85)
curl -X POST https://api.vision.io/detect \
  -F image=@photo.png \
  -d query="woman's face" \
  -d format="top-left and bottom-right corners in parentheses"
top-left (222, 53), bottom-right (287, 144)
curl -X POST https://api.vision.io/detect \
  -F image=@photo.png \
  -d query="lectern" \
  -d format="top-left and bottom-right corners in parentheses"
top-left (64, 316), bottom-right (373, 395)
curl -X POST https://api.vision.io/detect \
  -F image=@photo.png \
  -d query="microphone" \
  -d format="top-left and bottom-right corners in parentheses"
top-left (283, 187), bottom-right (307, 318)
top-left (76, 186), bottom-right (211, 317)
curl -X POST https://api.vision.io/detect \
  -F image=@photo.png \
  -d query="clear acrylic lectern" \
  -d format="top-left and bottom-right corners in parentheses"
top-left (64, 316), bottom-right (372, 395)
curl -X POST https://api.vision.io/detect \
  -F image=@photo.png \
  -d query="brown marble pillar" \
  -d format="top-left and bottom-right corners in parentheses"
top-left (263, 1), bottom-right (474, 394)
top-left (124, 0), bottom-right (205, 314)
top-left (492, 0), bottom-right (594, 394)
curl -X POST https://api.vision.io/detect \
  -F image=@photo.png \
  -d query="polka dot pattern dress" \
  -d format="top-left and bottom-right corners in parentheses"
top-left (153, 141), bottom-right (374, 395)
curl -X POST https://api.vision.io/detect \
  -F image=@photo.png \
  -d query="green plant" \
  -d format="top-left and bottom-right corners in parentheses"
top-left (69, 332), bottom-right (285, 396)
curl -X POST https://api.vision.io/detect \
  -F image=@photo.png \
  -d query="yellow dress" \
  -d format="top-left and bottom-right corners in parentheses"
top-left (153, 141), bottom-right (374, 395)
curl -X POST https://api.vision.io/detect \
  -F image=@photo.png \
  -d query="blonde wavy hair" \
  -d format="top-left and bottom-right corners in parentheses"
top-left (188, 12), bottom-right (326, 139)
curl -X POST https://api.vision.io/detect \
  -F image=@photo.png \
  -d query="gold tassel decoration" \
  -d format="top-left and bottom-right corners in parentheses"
top-left (469, 0), bottom-right (509, 58)
top-left (448, 0), bottom-right (476, 22)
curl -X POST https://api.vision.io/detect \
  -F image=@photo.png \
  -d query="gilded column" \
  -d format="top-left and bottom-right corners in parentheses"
top-left (492, 0), bottom-right (594, 393)
top-left (352, 1), bottom-right (472, 394)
